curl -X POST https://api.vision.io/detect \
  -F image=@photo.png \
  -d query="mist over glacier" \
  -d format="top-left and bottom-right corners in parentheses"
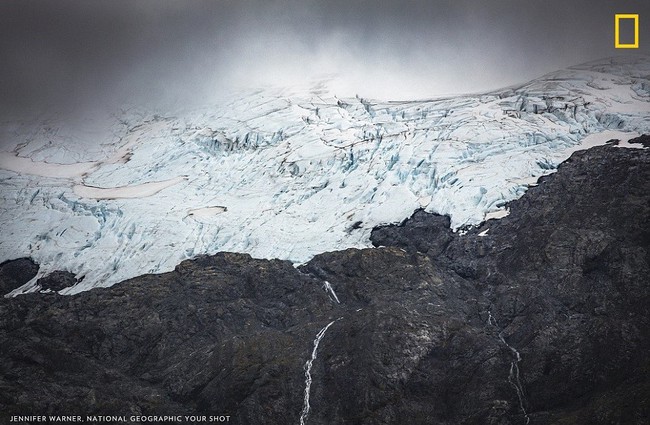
top-left (1, 0), bottom-right (649, 131)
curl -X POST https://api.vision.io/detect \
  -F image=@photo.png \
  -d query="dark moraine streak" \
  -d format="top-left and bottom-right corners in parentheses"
top-left (1, 144), bottom-right (649, 424)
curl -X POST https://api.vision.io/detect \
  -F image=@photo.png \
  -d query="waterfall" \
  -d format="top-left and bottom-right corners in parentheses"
top-left (299, 319), bottom-right (339, 425)
top-left (487, 311), bottom-right (530, 424)
top-left (322, 281), bottom-right (340, 304)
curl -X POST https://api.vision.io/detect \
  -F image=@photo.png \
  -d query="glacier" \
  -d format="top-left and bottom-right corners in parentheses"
top-left (1, 56), bottom-right (649, 295)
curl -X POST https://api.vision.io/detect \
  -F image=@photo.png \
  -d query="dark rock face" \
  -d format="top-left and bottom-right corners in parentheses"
top-left (370, 210), bottom-right (454, 256)
top-left (371, 145), bottom-right (650, 424)
top-left (630, 134), bottom-right (650, 147)
top-left (0, 145), bottom-right (648, 424)
top-left (0, 258), bottom-right (38, 296)
top-left (36, 271), bottom-right (78, 292)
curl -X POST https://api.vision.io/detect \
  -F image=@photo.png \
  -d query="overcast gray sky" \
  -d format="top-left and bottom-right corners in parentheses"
top-left (1, 0), bottom-right (648, 119)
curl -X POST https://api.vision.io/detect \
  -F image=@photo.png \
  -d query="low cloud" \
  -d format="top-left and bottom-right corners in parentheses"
top-left (1, 0), bottom-right (648, 125)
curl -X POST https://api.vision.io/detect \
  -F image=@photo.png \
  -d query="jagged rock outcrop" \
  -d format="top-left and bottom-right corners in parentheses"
top-left (630, 134), bottom-right (650, 148)
top-left (0, 145), bottom-right (648, 424)
top-left (0, 258), bottom-right (38, 295)
top-left (36, 271), bottom-right (78, 292)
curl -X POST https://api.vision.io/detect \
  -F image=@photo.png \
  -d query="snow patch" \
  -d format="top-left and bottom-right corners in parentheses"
top-left (485, 208), bottom-right (510, 221)
top-left (0, 152), bottom-right (98, 179)
top-left (565, 129), bottom-right (641, 154)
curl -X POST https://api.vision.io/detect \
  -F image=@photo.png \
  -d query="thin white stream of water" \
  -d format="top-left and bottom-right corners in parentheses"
top-left (488, 311), bottom-right (530, 425)
top-left (299, 319), bottom-right (340, 425)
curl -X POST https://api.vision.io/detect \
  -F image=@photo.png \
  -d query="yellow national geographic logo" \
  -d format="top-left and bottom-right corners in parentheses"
top-left (615, 14), bottom-right (639, 48)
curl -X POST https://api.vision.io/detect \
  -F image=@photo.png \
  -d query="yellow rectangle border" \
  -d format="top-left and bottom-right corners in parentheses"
top-left (615, 14), bottom-right (639, 49)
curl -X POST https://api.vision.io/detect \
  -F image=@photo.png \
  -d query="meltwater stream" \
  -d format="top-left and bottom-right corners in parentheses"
top-left (299, 319), bottom-right (340, 425)
top-left (488, 311), bottom-right (531, 425)
top-left (322, 281), bottom-right (341, 304)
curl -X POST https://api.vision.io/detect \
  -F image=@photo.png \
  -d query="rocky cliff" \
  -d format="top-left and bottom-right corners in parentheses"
top-left (1, 143), bottom-right (648, 424)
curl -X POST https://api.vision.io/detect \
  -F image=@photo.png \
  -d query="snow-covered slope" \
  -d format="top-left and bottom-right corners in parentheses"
top-left (1, 56), bottom-right (649, 295)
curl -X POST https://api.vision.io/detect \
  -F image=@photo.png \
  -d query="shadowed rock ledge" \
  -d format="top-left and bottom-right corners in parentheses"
top-left (1, 144), bottom-right (648, 424)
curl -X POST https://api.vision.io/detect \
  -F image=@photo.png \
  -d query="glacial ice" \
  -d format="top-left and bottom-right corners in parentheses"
top-left (1, 56), bottom-right (649, 295)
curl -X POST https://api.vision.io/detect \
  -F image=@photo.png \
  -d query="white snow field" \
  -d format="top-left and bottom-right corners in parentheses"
top-left (1, 56), bottom-right (649, 295)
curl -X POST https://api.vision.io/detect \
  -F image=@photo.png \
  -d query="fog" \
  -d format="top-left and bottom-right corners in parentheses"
top-left (1, 0), bottom-right (648, 121)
